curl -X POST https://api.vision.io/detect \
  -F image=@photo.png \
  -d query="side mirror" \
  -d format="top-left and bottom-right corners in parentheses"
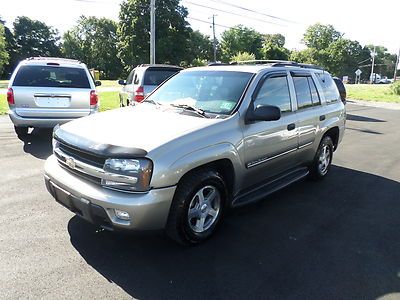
top-left (118, 79), bottom-right (126, 86)
top-left (246, 105), bottom-right (281, 122)
top-left (95, 80), bottom-right (102, 87)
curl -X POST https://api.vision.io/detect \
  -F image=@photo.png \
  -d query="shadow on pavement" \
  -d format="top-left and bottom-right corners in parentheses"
top-left (68, 166), bottom-right (400, 299)
top-left (346, 114), bottom-right (386, 123)
top-left (21, 128), bottom-right (53, 160)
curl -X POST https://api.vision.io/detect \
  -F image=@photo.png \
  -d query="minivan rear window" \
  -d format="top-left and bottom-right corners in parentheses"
top-left (143, 69), bottom-right (180, 86)
top-left (13, 66), bottom-right (91, 88)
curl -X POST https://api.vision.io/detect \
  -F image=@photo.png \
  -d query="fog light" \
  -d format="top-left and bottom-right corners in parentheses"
top-left (115, 209), bottom-right (130, 221)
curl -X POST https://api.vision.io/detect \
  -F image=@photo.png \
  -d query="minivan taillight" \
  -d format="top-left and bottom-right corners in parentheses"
top-left (133, 86), bottom-right (145, 102)
top-left (7, 88), bottom-right (15, 105)
top-left (90, 90), bottom-right (98, 106)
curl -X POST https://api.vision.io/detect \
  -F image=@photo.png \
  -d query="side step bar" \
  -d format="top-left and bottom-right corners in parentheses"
top-left (232, 167), bottom-right (309, 207)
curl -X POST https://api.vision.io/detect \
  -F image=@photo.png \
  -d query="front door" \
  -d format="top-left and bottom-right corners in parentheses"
top-left (241, 72), bottom-right (299, 190)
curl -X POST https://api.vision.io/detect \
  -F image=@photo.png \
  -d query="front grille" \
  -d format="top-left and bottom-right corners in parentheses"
top-left (59, 163), bottom-right (101, 185)
top-left (58, 142), bottom-right (105, 168)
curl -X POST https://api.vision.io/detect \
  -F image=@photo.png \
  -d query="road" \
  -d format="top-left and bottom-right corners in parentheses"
top-left (0, 103), bottom-right (399, 299)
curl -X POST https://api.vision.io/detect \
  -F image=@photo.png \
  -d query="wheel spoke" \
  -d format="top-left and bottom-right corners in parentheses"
top-left (208, 208), bottom-right (218, 217)
top-left (196, 217), bottom-right (206, 231)
top-left (188, 208), bottom-right (201, 220)
top-left (196, 190), bottom-right (205, 204)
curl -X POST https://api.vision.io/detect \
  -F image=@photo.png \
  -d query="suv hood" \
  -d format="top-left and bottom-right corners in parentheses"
top-left (55, 104), bottom-right (221, 154)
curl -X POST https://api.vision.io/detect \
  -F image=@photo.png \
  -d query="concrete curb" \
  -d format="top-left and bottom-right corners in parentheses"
top-left (347, 99), bottom-right (400, 110)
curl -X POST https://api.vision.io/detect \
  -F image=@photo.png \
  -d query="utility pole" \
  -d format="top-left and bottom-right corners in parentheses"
top-left (370, 45), bottom-right (376, 84)
top-left (394, 48), bottom-right (400, 82)
top-left (211, 14), bottom-right (217, 62)
top-left (150, 0), bottom-right (156, 64)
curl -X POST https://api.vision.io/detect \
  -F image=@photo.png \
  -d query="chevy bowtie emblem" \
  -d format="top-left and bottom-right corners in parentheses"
top-left (66, 157), bottom-right (76, 169)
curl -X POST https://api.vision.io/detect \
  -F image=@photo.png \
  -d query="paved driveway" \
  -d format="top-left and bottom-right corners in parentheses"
top-left (0, 103), bottom-right (399, 299)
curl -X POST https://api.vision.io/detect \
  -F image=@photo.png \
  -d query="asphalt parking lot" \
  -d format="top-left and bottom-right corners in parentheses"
top-left (0, 103), bottom-right (399, 299)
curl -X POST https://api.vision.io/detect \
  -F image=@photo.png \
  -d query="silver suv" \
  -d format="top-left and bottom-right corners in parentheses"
top-left (44, 61), bottom-right (346, 245)
top-left (118, 64), bottom-right (182, 106)
top-left (7, 57), bottom-right (100, 137)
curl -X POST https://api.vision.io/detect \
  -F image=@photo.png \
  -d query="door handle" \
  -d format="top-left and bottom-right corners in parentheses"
top-left (287, 123), bottom-right (296, 131)
top-left (320, 115), bottom-right (326, 121)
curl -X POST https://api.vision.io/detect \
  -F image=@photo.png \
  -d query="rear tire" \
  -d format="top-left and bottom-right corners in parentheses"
top-left (309, 135), bottom-right (334, 180)
top-left (14, 126), bottom-right (28, 137)
top-left (166, 169), bottom-right (227, 246)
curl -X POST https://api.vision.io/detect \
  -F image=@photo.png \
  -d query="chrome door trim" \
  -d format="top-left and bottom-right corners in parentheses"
top-left (246, 147), bottom-right (298, 169)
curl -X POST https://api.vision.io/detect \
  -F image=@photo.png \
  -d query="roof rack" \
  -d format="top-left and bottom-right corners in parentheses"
top-left (229, 59), bottom-right (324, 70)
top-left (27, 57), bottom-right (81, 63)
top-left (137, 64), bottom-right (182, 69)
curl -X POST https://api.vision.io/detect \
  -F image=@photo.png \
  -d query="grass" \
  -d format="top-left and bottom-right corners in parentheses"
top-left (99, 91), bottom-right (119, 111)
top-left (0, 94), bottom-right (7, 114)
top-left (99, 80), bottom-right (120, 88)
top-left (0, 80), bottom-right (8, 89)
top-left (346, 84), bottom-right (400, 103)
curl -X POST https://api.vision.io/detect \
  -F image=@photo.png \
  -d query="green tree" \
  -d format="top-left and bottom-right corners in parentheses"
top-left (231, 51), bottom-right (255, 62)
top-left (365, 45), bottom-right (397, 78)
top-left (13, 16), bottom-right (61, 61)
top-left (117, 0), bottom-right (192, 71)
top-left (220, 25), bottom-right (263, 62)
top-left (0, 18), bottom-right (18, 78)
top-left (185, 30), bottom-right (213, 65)
top-left (0, 23), bottom-right (9, 76)
top-left (262, 33), bottom-right (290, 60)
top-left (303, 23), bottom-right (341, 51)
top-left (63, 16), bottom-right (123, 79)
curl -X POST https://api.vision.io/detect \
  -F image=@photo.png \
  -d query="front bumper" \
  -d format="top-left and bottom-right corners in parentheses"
top-left (44, 155), bottom-right (176, 231)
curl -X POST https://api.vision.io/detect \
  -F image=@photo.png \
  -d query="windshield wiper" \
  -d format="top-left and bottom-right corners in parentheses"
top-left (170, 103), bottom-right (208, 118)
top-left (143, 99), bottom-right (162, 105)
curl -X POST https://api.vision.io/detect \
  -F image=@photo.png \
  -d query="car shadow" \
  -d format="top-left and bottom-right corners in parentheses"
top-left (346, 114), bottom-right (386, 123)
top-left (67, 166), bottom-right (400, 299)
top-left (20, 128), bottom-right (53, 160)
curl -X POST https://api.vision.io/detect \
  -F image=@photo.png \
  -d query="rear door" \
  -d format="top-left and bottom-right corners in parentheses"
top-left (120, 69), bottom-right (135, 106)
top-left (11, 65), bottom-right (93, 118)
top-left (142, 68), bottom-right (181, 96)
top-left (290, 71), bottom-right (322, 162)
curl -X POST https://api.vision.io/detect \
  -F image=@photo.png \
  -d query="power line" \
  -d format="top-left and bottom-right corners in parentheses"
top-left (187, 17), bottom-right (232, 29)
top-left (207, 0), bottom-right (298, 24)
top-left (183, 1), bottom-right (285, 27)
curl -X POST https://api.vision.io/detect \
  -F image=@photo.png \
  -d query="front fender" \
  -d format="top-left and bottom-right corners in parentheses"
top-left (150, 143), bottom-right (244, 189)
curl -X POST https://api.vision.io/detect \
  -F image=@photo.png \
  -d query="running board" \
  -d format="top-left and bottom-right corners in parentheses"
top-left (232, 167), bottom-right (309, 207)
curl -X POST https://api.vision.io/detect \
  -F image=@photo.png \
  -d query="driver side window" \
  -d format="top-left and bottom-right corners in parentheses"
top-left (253, 76), bottom-right (292, 113)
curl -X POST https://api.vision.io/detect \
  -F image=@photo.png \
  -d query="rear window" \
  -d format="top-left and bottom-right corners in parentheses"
top-left (316, 73), bottom-right (340, 103)
top-left (13, 65), bottom-right (91, 88)
top-left (143, 69), bottom-right (180, 86)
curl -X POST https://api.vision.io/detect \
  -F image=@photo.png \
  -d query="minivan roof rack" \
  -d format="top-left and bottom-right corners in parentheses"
top-left (137, 64), bottom-right (183, 69)
top-left (229, 60), bottom-right (324, 70)
top-left (27, 57), bottom-right (81, 63)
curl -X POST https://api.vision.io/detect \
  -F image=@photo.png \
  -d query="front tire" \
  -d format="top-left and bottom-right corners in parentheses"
top-left (309, 135), bottom-right (334, 180)
top-left (166, 169), bottom-right (227, 245)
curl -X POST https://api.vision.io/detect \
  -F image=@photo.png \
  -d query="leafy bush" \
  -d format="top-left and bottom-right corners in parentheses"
top-left (391, 81), bottom-right (400, 95)
top-left (230, 52), bottom-right (256, 63)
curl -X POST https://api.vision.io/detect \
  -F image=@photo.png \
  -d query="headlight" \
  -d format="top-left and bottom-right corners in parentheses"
top-left (101, 158), bottom-right (153, 192)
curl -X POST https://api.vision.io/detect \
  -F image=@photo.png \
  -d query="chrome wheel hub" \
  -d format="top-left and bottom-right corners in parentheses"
top-left (318, 145), bottom-right (331, 175)
top-left (188, 185), bottom-right (221, 233)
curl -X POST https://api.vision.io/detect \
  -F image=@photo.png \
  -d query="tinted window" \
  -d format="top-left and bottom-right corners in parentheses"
top-left (13, 66), bottom-right (90, 88)
top-left (308, 77), bottom-right (321, 105)
top-left (293, 77), bottom-right (313, 109)
top-left (126, 69), bottom-right (135, 84)
top-left (144, 69), bottom-right (180, 85)
top-left (254, 76), bottom-right (291, 113)
top-left (150, 71), bottom-right (253, 115)
top-left (316, 73), bottom-right (340, 103)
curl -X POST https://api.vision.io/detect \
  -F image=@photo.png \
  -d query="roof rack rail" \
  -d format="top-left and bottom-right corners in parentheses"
top-left (27, 57), bottom-right (81, 63)
top-left (208, 62), bottom-right (231, 66)
top-left (229, 59), bottom-right (324, 70)
top-left (137, 63), bottom-right (182, 69)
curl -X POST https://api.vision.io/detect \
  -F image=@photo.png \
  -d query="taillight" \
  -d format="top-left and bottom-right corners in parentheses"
top-left (90, 90), bottom-right (98, 106)
top-left (7, 88), bottom-right (15, 105)
top-left (133, 86), bottom-right (145, 102)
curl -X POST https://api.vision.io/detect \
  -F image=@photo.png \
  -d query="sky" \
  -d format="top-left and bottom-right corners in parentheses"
top-left (1, 0), bottom-right (399, 54)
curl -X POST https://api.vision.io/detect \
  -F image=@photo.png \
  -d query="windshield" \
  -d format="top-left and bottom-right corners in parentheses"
top-left (13, 65), bottom-right (91, 88)
top-left (149, 70), bottom-right (253, 115)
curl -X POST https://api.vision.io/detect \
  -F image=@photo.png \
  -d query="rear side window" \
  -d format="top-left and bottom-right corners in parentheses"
top-left (126, 69), bottom-right (135, 84)
top-left (316, 73), bottom-right (340, 103)
top-left (13, 66), bottom-right (90, 88)
top-left (293, 76), bottom-right (321, 109)
top-left (143, 69), bottom-right (180, 86)
top-left (254, 76), bottom-right (291, 113)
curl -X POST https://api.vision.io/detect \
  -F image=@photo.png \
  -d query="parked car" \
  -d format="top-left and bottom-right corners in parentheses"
top-left (44, 61), bottom-right (345, 245)
top-left (333, 77), bottom-right (347, 104)
top-left (117, 64), bottom-right (183, 107)
top-left (7, 57), bottom-right (100, 137)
